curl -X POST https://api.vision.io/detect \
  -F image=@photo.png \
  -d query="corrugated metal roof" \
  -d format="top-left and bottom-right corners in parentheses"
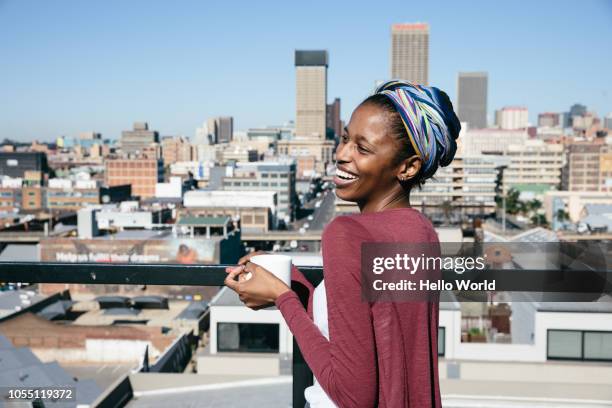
top-left (177, 215), bottom-right (230, 226)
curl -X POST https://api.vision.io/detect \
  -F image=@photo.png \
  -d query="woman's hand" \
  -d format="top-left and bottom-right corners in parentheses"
top-left (224, 260), bottom-right (291, 310)
top-left (237, 250), bottom-right (268, 267)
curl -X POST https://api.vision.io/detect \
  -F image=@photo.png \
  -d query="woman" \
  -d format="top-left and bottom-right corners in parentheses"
top-left (225, 80), bottom-right (460, 407)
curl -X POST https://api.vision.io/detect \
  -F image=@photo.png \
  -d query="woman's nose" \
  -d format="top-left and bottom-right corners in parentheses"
top-left (335, 142), bottom-right (350, 163)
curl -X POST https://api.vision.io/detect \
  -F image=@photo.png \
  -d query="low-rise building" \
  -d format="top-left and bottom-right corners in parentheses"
top-left (105, 157), bottom-right (164, 199)
top-left (277, 137), bottom-right (334, 175)
top-left (219, 160), bottom-right (296, 221)
top-left (412, 155), bottom-right (498, 216)
top-left (183, 190), bottom-right (277, 232)
top-left (502, 140), bottom-right (565, 198)
top-left (563, 141), bottom-right (612, 192)
top-left (47, 179), bottom-right (131, 211)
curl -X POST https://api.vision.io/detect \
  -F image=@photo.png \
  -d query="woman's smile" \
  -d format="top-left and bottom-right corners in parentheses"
top-left (333, 166), bottom-right (360, 188)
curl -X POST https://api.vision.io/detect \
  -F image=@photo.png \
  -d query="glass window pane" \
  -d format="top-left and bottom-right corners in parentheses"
top-left (548, 330), bottom-right (582, 359)
top-left (438, 327), bottom-right (445, 356)
top-left (584, 332), bottom-right (612, 361)
top-left (217, 323), bottom-right (279, 353)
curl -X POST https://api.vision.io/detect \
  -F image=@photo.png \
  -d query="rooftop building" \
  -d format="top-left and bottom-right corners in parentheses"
top-left (120, 122), bottom-right (160, 156)
top-left (105, 157), bottom-right (164, 199)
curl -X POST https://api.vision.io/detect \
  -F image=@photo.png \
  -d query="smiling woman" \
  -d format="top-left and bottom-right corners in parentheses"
top-left (225, 80), bottom-right (461, 408)
top-left (334, 82), bottom-right (459, 212)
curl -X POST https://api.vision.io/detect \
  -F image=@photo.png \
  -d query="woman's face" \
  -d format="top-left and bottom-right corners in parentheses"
top-left (333, 103), bottom-right (405, 205)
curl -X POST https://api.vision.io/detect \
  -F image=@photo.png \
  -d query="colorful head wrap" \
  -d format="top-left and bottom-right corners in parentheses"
top-left (373, 80), bottom-right (461, 179)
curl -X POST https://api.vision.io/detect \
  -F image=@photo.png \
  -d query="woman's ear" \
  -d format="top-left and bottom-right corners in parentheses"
top-left (397, 155), bottom-right (422, 182)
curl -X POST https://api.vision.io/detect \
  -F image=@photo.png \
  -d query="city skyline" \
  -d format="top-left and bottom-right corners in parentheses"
top-left (0, 0), bottom-right (611, 142)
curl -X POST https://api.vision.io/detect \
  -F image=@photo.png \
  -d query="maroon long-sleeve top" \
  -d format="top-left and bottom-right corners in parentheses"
top-left (274, 207), bottom-right (442, 407)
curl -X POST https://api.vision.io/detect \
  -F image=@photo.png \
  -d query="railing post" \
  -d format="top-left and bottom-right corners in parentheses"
top-left (292, 279), bottom-right (313, 408)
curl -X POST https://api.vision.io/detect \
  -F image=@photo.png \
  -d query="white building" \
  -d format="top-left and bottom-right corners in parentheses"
top-left (495, 106), bottom-right (529, 130)
top-left (170, 161), bottom-right (213, 181)
top-left (184, 190), bottom-right (277, 215)
top-left (222, 160), bottom-right (296, 221)
top-left (440, 295), bottom-right (612, 363)
top-left (183, 190), bottom-right (278, 231)
top-left (462, 128), bottom-right (529, 156)
top-left (196, 286), bottom-right (293, 376)
top-left (155, 177), bottom-right (182, 199)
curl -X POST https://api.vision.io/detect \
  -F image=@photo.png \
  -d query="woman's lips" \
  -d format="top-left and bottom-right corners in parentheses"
top-left (333, 174), bottom-right (359, 187)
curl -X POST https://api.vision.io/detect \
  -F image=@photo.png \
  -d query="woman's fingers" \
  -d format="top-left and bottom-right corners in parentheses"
top-left (225, 265), bottom-right (244, 275)
top-left (238, 250), bottom-right (267, 265)
top-left (224, 267), bottom-right (244, 291)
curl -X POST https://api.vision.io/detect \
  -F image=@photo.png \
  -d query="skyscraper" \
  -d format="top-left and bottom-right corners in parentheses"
top-left (295, 50), bottom-right (328, 139)
top-left (200, 117), bottom-right (233, 144)
top-left (216, 116), bottom-right (233, 143)
top-left (391, 23), bottom-right (429, 85)
top-left (457, 72), bottom-right (488, 129)
top-left (326, 98), bottom-right (342, 139)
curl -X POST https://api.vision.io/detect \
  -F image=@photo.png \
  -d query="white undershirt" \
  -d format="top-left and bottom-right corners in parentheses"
top-left (303, 279), bottom-right (337, 408)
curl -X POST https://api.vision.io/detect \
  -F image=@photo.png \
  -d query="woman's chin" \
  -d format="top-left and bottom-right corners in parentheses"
top-left (334, 187), bottom-right (358, 202)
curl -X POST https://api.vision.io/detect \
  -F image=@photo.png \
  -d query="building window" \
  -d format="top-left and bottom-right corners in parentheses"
top-left (548, 329), bottom-right (612, 362)
top-left (438, 327), bottom-right (445, 356)
top-left (584, 331), bottom-right (612, 361)
top-left (548, 330), bottom-right (582, 360)
top-left (254, 215), bottom-right (265, 224)
top-left (217, 322), bottom-right (279, 353)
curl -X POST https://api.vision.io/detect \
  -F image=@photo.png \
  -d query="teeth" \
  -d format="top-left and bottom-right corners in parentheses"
top-left (336, 168), bottom-right (357, 180)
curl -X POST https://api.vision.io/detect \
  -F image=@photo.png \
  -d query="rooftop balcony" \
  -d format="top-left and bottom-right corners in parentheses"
top-left (0, 261), bottom-right (323, 408)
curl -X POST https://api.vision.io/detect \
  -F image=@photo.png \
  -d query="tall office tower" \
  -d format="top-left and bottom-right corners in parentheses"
top-left (120, 122), bottom-right (159, 156)
top-left (295, 50), bottom-right (328, 139)
top-left (207, 118), bottom-right (218, 144)
top-left (203, 117), bottom-right (233, 144)
top-left (391, 23), bottom-right (429, 85)
top-left (457, 72), bottom-right (488, 129)
top-left (216, 117), bottom-right (233, 143)
top-left (326, 98), bottom-right (342, 139)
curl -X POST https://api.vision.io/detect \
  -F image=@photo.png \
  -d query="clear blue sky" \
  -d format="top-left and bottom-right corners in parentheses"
top-left (1, 0), bottom-right (611, 142)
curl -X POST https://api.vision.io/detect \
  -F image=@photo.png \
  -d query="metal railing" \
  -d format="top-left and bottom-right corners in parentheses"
top-left (0, 262), bottom-right (324, 408)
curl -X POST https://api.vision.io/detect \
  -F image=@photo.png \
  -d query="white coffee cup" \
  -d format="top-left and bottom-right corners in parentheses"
top-left (247, 254), bottom-right (292, 287)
